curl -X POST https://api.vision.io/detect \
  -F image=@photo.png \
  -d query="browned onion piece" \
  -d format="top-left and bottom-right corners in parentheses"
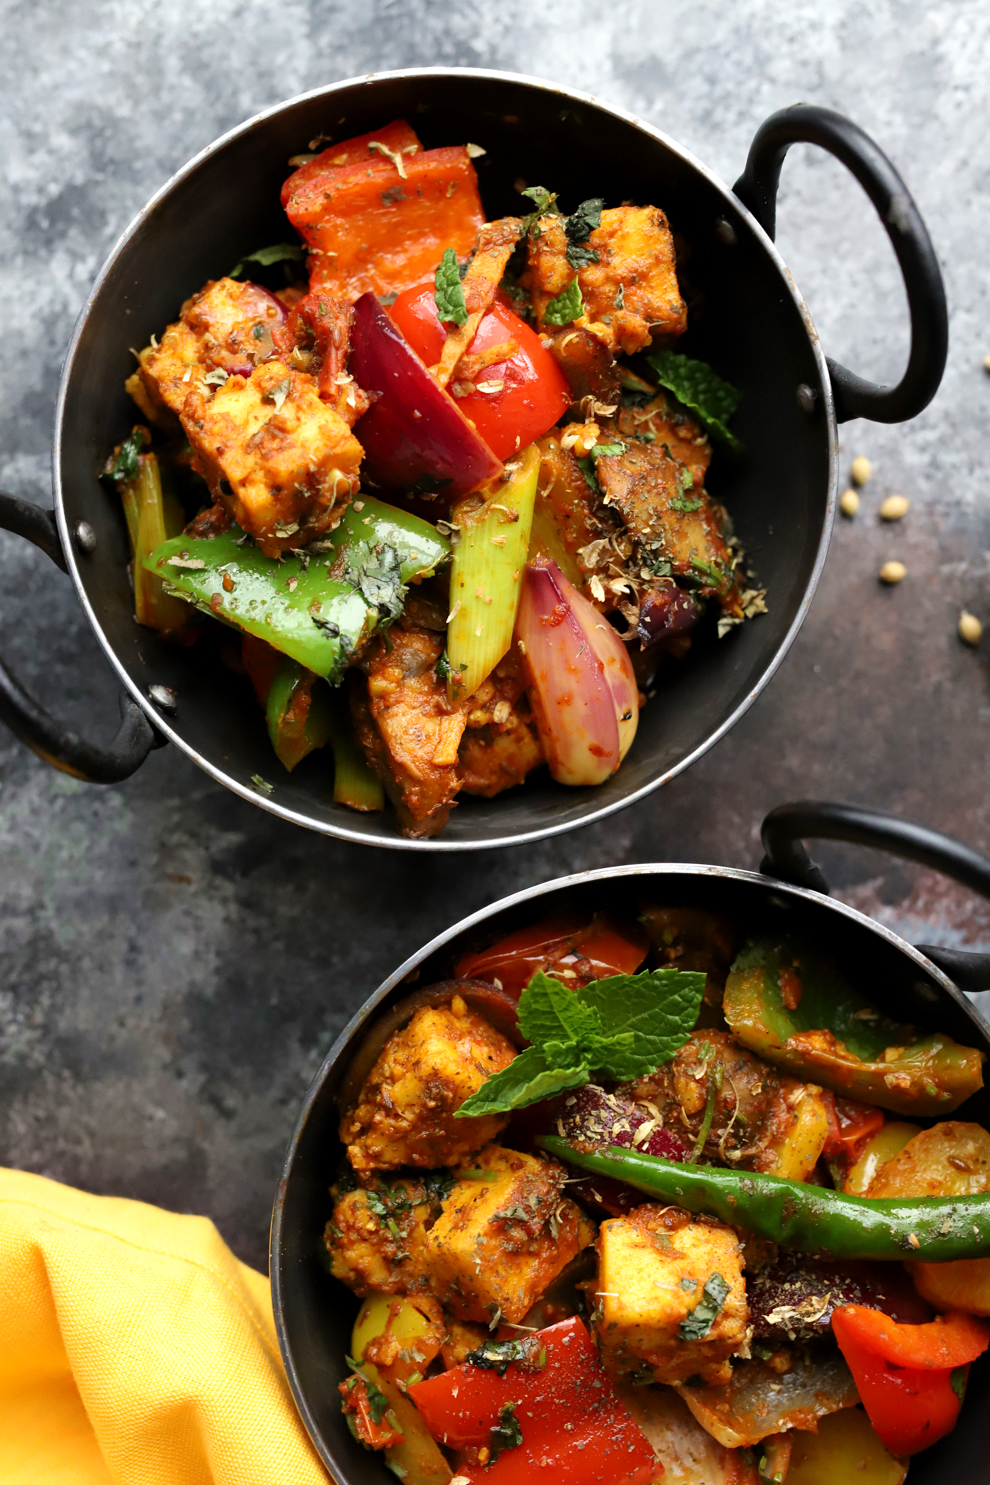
top-left (677, 1351), bottom-right (858, 1448)
top-left (335, 978), bottom-right (524, 1118)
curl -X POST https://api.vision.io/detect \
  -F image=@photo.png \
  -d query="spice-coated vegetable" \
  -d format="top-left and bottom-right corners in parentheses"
top-left (722, 935), bottom-right (984, 1115)
top-left (445, 444), bottom-right (539, 702)
top-left (537, 1138), bottom-right (990, 1260)
top-left (830, 1307), bottom-right (974, 1456)
top-left (785, 1406), bottom-right (906, 1485)
top-left (112, 449), bottom-right (189, 631)
top-left (844, 1121), bottom-right (920, 1195)
top-left (453, 913), bottom-right (649, 996)
top-left (147, 497), bottom-right (450, 680)
top-left (831, 1303), bottom-right (989, 1370)
top-left (264, 657), bottom-right (334, 771)
top-left (389, 285), bottom-right (571, 461)
top-left (408, 1317), bottom-right (656, 1485)
top-left (350, 292), bottom-right (503, 499)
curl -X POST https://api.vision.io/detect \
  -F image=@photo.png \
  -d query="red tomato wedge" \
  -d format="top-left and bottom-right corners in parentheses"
top-left (455, 913), bottom-right (649, 997)
top-left (408, 1317), bottom-right (655, 1485)
top-left (350, 292), bottom-right (502, 499)
top-left (389, 285), bottom-right (571, 460)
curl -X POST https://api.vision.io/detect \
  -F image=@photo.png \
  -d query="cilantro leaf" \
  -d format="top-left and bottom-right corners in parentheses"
top-left (434, 248), bottom-right (468, 325)
top-left (578, 969), bottom-right (706, 1080)
top-left (564, 197), bottom-right (603, 268)
top-left (103, 428), bottom-right (148, 485)
top-left (435, 650), bottom-right (467, 683)
top-left (229, 242), bottom-right (303, 279)
top-left (542, 278), bottom-right (584, 327)
top-left (489, 1402), bottom-right (523, 1460)
top-left (679, 1273), bottom-right (730, 1340)
top-left (454, 1045), bottom-right (589, 1118)
top-left (646, 350), bottom-right (743, 451)
top-left (566, 197), bottom-right (604, 245)
top-left (575, 456), bottom-right (599, 493)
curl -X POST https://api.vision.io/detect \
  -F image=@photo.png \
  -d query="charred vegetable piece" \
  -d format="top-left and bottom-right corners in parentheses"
top-left (339, 1362), bottom-right (404, 1449)
top-left (446, 444), bottom-right (539, 702)
top-left (723, 935), bottom-right (985, 1116)
top-left (343, 1355), bottom-right (452, 1484)
top-left (786, 1407), bottom-right (906, 1485)
top-left (409, 1316), bottom-right (656, 1485)
top-left (538, 1137), bottom-right (990, 1261)
top-left (146, 497), bottom-right (450, 680)
top-left (831, 1305), bottom-right (989, 1455)
top-left (350, 292), bottom-right (503, 500)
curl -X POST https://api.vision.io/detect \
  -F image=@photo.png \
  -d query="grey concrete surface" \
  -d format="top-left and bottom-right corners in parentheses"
top-left (1, 0), bottom-right (990, 1270)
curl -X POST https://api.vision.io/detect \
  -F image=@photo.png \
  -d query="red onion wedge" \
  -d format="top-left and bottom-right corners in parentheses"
top-left (515, 556), bottom-right (639, 786)
top-left (350, 292), bottom-right (502, 501)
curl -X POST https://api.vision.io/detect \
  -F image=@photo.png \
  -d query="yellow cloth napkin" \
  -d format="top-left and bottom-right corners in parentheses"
top-left (0, 1166), bottom-right (330, 1485)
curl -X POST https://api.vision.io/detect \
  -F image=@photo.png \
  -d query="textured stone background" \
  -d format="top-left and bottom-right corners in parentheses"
top-left (1, 0), bottom-right (989, 1270)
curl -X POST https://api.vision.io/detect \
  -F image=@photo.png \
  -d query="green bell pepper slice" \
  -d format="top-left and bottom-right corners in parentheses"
top-left (144, 497), bottom-right (450, 681)
top-left (265, 659), bottom-right (334, 772)
top-left (723, 935), bottom-right (984, 1117)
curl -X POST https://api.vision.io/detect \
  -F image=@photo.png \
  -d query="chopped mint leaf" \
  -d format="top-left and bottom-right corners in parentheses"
top-left (646, 349), bottom-right (743, 451)
top-left (489, 1402), bottom-right (523, 1460)
top-left (564, 197), bottom-right (603, 268)
top-left (670, 494), bottom-right (703, 512)
top-left (575, 456), bottom-right (599, 493)
top-left (592, 441), bottom-right (625, 458)
top-left (679, 1273), bottom-right (730, 1340)
top-left (434, 248), bottom-right (468, 325)
top-left (435, 650), bottom-right (467, 683)
top-left (455, 1045), bottom-right (590, 1118)
top-left (229, 242), bottom-right (303, 279)
top-left (542, 278), bottom-right (584, 327)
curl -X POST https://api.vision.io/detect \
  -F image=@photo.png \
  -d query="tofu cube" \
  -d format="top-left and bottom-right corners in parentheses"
top-left (135, 319), bottom-right (203, 419)
top-left (328, 1177), bottom-right (436, 1296)
top-left (181, 360), bottom-right (362, 556)
top-left (426, 1144), bottom-right (595, 1324)
top-left (579, 206), bottom-right (688, 341)
top-left (341, 997), bottom-right (516, 1173)
top-left (596, 1205), bottom-right (747, 1385)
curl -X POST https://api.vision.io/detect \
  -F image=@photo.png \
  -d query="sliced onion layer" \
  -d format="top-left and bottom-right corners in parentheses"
top-left (515, 555), bottom-right (639, 787)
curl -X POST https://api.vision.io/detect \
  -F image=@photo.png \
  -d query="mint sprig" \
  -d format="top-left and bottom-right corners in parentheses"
top-left (646, 349), bottom-right (743, 452)
top-left (229, 242), bottom-right (303, 279)
top-left (455, 967), bottom-right (705, 1117)
top-left (434, 248), bottom-right (468, 325)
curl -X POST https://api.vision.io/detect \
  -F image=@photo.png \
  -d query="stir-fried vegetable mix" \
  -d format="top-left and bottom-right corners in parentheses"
top-left (327, 907), bottom-right (990, 1482)
top-left (107, 118), bottom-right (762, 835)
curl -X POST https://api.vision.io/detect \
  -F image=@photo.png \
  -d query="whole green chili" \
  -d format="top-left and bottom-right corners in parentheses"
top-left (537, 1137), bottom-right (990, 1262)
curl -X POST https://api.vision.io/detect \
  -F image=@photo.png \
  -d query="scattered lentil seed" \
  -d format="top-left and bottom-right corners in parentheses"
top-left (879, 560), bottom-right (906, 585)
top-left (983, 355), bottom-right (990, 373)
top-left (959, 611), bottom-right (983, 646)
top-left (880, 494), bottom-right (910, 521)
top-left (840, 488), bottom-right (860, 518)
top-left (851, 455), bottom-right (872, 486)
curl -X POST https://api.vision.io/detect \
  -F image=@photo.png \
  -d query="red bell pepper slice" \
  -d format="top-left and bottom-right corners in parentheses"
top-left (350, 292), bottom-right (503, 500)
top-left (408, 1317), bottom-right (655, 1485)
top-left (389, 285), bottom-right (571, 461)
top-left (831, 1304), bottom-right (989, 1456)
top-left (455, 914), bottom-right (649, 998)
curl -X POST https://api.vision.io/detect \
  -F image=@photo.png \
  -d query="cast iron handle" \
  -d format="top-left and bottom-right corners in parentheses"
top-left (0, 489), bottom-right (163, 783)
top-left (760, 800), bottom-right (990, 992)
top-left (734, 104), bottom-right (948, 424)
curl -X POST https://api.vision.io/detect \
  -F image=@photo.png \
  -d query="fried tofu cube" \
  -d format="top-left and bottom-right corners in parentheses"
top-left (181, 360), bottom-right (361, 556)
top-left (596, 1205), bottom-right (747, 1385)
top-left (341, 996), bottom-right (516, 1172)
top-left (133, 278), bottom-right (295, 423)
top-left (426, 1144), bottom-right (595, 1324)
top-left (327, 1177), bottom-right (438, 1296)
top-left (579, 206), bottom-right (687, 346)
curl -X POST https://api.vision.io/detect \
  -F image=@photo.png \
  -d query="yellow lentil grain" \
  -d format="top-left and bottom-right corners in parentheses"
top-left (959, 611), bottom-right (983, 645)
top-left (840, 488), bottom-right (860, 517)
top-left (851, 455), bottom-right (872, 486)
top-left (879, 560), bottom-right (906, 584)
top-left (880, 494), bottom-right (910, 521)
